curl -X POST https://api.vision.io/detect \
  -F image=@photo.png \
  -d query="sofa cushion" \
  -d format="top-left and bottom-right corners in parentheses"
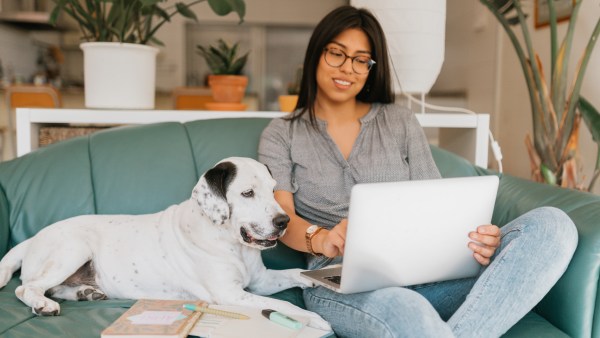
top-left (503, 312), bottom-right (570, 337)
top-left (183, 118), bottom-right (273, 175)
top-left (0, 137), bottom-right (96, 249)
top-left (0, 275), bottom-right (304, 338)
top-left (89, 123), bottom-right (197, 215)
top-left (430, 146), bottom-right (482, 178)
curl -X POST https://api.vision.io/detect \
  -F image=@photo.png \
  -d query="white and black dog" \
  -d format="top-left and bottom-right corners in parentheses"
top-left (0, 157), bottom-right (330, 330)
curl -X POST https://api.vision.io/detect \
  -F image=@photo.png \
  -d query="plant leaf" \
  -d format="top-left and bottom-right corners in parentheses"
top-left (230, 52), bottom-right (248, 75)
top-left (175, 2), bottom-right (198, 21)
top-left (197, 39), bottom-right (248, 75)
top-left (580, 96), bottom-right (600, 144)
top-left (540, 163), bottom-right (557, 185)
top-left (208, 0), bottom-right (245, 22)
top-left (154, 6), bottom-right (170, 22)
top-left (208, 0), bottom-right (232, 15)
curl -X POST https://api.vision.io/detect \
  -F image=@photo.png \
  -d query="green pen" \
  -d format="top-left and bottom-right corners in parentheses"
top-left (261, 309), bottom-right (303, 330)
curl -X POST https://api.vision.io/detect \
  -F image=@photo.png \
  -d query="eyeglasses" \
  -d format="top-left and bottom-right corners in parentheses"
top-left (323, 47), bottom-right (376, 74)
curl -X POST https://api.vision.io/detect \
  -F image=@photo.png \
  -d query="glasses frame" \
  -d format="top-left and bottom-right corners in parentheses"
top-left (322, 47), bottom-right (376, 74)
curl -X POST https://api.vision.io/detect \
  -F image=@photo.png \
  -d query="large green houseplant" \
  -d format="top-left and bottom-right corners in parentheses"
top-left (480, 0), bottom-right (600, 191)
top-left (49, 0), bottom-right (246, 45)
top-left (48, 0), bottom-right (245, 109)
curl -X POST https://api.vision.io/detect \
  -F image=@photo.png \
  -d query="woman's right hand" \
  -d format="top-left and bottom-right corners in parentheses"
top-left (315, 219), bottom-right (348, 257)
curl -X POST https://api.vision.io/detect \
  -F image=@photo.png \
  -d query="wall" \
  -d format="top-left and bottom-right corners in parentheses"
top-left (492, 0), bottom-right (600, 194)
top-left (0, 24), bottom-right (39, 84)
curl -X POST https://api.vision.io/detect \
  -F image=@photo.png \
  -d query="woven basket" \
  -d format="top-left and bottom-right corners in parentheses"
top-left (39, 126), bottom-right (108, 147)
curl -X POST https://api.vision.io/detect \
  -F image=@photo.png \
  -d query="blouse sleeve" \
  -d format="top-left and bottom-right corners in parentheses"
top-left (258, 118), bottom-right (297, 193)
top-left (405, 112), bottom-right (442, 180)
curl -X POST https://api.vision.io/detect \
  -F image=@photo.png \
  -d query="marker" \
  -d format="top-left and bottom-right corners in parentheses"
top-left (261, 309), bottom-right (303, 330)
top-left (183, 304), bottom-right (250, 320)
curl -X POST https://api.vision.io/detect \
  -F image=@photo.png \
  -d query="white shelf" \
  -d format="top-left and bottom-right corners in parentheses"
top-left (16, 108), bottom-right (489, 168)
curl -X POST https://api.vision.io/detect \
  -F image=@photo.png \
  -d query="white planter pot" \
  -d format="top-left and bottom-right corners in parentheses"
top-left (81, 42), bottom-right (159, 109)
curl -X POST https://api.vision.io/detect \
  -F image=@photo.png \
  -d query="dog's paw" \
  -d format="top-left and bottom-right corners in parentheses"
top-left (32, 299), bottom-right (61, 316)
top-left (292, 269), bottom-right (316, 288)
top-left (77, 286), bottom-right (107, 301)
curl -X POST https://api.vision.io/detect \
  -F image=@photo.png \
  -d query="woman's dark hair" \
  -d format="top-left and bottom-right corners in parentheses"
top-left (289, 5), bottom-right (394, 125)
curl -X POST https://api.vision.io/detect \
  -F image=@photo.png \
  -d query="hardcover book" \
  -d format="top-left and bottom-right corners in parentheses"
top-left (101, 299), bottom-right (205, 338)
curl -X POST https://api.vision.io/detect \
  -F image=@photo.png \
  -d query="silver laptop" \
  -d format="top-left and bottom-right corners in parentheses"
top-left (301, 175), bottom-right (499, 294)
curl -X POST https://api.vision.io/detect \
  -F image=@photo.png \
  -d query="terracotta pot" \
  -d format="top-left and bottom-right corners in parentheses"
top-left (208, 75), bottom-right (248, 103)
top-left (278, 95), bottom-right (299, 112)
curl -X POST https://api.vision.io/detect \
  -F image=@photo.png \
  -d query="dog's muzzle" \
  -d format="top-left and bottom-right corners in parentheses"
top-left (240, 214), bottom-right (290, 248)
top-left (240, 227), bottom-right (279, 247)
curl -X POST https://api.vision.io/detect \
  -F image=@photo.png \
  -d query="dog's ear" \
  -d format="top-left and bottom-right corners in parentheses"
top-left (192, 161), bottom-right (237, 225)
top-left (263, 164), bottom-right (273, 177)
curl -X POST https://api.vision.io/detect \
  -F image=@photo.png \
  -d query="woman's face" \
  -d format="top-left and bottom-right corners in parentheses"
top-left (316, 28), bottom-right (372, 106)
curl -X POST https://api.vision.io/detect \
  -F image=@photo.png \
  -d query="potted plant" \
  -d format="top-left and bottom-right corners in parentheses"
top-left (278, 65), bottom-right (302, 113)
top-left (49, 0), bottom-right (245, 109)
top-left (480, 0), bottom-right (600, 191)
top-left (197, 38), bottom-right (249, 110)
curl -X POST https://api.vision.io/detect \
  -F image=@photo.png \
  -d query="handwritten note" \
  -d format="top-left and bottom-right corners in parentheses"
top-left (127, 311), bottom-right (186, 325)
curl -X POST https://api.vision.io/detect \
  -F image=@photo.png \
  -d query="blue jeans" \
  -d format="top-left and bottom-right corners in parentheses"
top-left (303, 207), bottom-right (578, 338)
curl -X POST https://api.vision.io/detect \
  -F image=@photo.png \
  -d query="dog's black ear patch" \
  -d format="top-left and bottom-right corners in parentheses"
top-left (263, 164), bottom-right (273, 178)
top-left (204, 161), bottom-right (237, 200)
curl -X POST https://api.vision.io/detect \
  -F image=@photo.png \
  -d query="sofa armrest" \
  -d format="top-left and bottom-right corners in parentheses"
top-left (493, 175), bottom-right (600, 338)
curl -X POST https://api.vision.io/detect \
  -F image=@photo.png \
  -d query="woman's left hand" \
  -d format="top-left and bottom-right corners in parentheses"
top-left (468, 225), bottom-right (501, 266)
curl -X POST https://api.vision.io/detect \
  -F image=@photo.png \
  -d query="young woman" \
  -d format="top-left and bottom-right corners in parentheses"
top-left (259, 6), bottom-right (578, 337)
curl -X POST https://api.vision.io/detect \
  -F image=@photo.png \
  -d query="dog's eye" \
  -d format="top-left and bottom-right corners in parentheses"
top-left (241, 189), bottom-right (254, 198)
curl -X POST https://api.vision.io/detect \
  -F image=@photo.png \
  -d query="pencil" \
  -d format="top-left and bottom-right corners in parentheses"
top-left (183, 304), bottom-right (250, 320)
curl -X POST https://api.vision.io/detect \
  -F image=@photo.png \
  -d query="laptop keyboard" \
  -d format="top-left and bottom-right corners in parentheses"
top-left (324, 275), bottom-right (342, 285)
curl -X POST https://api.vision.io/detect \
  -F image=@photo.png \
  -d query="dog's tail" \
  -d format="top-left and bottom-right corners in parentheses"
top-left (0, 239), bottom-right (30, 289)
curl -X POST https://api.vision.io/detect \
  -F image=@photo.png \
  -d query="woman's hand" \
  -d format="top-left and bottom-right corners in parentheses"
top-left (315, 219), bottom-right (347, 258)
top-left (468, 224), bottom-right (501, 266)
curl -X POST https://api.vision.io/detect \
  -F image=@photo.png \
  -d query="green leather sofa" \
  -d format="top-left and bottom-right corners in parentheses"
top-left (0, 117), bottom-right (598, 338)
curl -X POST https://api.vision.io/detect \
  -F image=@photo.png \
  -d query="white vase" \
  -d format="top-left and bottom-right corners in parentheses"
top-left (351, 0), bottom-right (446, 95)
top-left (80, 42), bottom-right (159, 109)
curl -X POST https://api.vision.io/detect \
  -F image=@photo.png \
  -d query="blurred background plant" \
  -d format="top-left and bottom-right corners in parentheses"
top-left (196, 39), bottom-right (249, 75)
top-left (479, 0), bottom-right (600, 191)
top-left (49, 0), bottom-right (245, 45)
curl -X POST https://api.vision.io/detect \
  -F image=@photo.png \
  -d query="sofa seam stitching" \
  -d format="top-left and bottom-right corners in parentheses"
top-left (181, 123), bottom-right (200, 179)
top-left (87, 134), bottom-right (98, 214)
top-left (0, 180), bottom-right (11, 249)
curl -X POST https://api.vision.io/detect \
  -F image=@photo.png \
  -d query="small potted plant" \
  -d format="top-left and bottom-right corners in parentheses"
top-left (278, 65), bottom-right (302, 112)
top-left (197, 39), bottom-right (249, 110)
top-left (49, 0), bottom-right (245, 109)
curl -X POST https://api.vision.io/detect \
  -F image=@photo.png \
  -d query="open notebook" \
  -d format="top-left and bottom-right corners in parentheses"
top-left (188, 305), bottom-right (333, 338)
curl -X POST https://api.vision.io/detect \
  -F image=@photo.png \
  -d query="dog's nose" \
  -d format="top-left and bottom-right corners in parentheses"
top-left (273, 214), bottom-right (290, 230)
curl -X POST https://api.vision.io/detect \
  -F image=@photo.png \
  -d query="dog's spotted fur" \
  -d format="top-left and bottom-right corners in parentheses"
top-left (0, 157), bottom-right (330, 330)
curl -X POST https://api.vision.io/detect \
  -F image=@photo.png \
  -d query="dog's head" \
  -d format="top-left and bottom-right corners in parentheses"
top-left (192, 157), bottom-right (289, 249)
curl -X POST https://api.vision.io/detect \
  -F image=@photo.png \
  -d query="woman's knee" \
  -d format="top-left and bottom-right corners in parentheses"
top-left (515, 206), bottom-right (578, 254)
top-left (304, 286), bottom-right (451, 337)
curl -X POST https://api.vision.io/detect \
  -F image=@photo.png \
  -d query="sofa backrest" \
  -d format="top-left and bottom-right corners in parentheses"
top-left (0, 118), bottom-right (482, 268)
